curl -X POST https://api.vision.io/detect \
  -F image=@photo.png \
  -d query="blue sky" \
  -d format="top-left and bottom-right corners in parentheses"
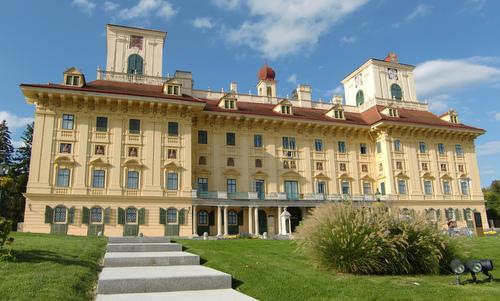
top-left (0, 0), bottom-right (499, 186)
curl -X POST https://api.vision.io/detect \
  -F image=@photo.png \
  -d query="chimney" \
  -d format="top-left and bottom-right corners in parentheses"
top-left (296, 84), bottom-right (312, 101)
top-left (230, 82), bottom-right (238, 93)
top-left (332, 95), bottom-right (343, 104)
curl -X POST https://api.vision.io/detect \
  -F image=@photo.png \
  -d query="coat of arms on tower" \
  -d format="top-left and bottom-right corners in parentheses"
top-left (130, 35), bottom-right (143, 50)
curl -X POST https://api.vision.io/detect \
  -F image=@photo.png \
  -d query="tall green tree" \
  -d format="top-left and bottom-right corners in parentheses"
top-left (483, 180), bottom-right (500, 222)
top-left (14, 122), bottom-right (33, 174)
top-left (0, 120), bottom-right (14, 165)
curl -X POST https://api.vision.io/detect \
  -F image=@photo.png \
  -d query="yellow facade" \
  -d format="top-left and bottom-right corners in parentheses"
top-left (19, 25), bottom-right (488, 237)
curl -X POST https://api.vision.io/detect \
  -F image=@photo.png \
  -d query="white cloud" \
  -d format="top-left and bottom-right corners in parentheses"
top-left (427, 94), bottom-right (452, 112)
top-left (211, 0), bottom-right (241, 10)
top-left (340, 35), bottom-right (356, 44)
top-left (72, 0), bottom-right (96, 14)
top-left (224, 0), bottom-right (370, 59)
top-left (118, 0), bottom-right (177, 21)
top-left (103, 1), bottom-right (119, 12)
top-left (192, 17), bottom-right (215, 29)
top-left (414, 57), bottom-right (500, 97)
top-left (12, 140), bottom-right (25, 149)
top-left (465, 0), bottom-right (488, 11)
top-left (495, 112), bottom-right (500, 121)
top-left (406, 4), bottom-right (432, 21)
top-left (477, 141), bottom-right (500, 156)
top-left (0, 111), bottom-right (33, 130)
top-left (324, 85), bottom-right (344, 97)
top-left (287, 74), bottom-right (298, 85)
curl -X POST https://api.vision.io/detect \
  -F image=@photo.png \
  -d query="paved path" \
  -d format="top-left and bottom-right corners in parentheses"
top-left (96, 236), bottom-right (257, 301)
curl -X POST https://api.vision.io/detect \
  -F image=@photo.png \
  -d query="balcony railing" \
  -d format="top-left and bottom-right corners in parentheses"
top-left (97, 69), bottom-right (169, 86)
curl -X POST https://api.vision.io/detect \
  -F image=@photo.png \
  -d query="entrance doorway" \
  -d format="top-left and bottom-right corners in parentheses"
top-left (258, 210), bottom-right (267, 234)
top-left (287, 207), bottom-right (303, 232)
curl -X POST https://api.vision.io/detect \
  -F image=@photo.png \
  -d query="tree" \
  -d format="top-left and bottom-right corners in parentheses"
top-left (14, 122), bottom-right (33, 174)
top-left (0, 120), bottom-right (14, 165)
top-left (483, 180), bottom-right (500, 222)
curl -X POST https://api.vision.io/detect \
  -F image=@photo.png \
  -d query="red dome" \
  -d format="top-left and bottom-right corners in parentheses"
top-left (258, 64), bottom-right (276, 81)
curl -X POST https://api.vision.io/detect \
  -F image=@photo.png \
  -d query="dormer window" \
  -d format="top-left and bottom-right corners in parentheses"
top-left (63, 67), bottom-right (85, 87)
top-left (326, 104), bottom-right (346, 120)
top-left (274, 100), bottom-right (293, 115)
top-left (334, 110), bottom-right (344, 119)
top-left (163, 80), bottom-right (182, 96)
top-left (440, 110), bottom-right (460, 124)
top-left (281, 105), bottom-right (292, 115)
top-left (166, 85), bottom-right (180, 95)
top-left (224, 99), bottom-right (236, 109)
top-left (389, 108), bottom-right (398, 117)
top-left (450, 115), bottom-right (458, 124)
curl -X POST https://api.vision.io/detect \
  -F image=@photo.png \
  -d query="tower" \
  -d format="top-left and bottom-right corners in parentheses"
top-left (105, 24), bottom-right (167, 78)
top-left (256, 64), bottom-right (277, 97)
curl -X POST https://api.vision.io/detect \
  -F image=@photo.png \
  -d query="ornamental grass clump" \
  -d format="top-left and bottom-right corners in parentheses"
top-left (0, 217), bottom-right (15, 261)
top-left (295, 203), bottom-right (461, 275)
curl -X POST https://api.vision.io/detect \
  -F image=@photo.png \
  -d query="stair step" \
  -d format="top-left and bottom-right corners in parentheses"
top-left (97, 266), bottom-right (232, 295)
top-left (96, 289), bottom-right (258, 301)
top-left (104, 251), bottom-right (199, 267)
top-left (106, 243), bottom-right (182, 252)
top-left (108, 237), bottom-right (171, 244)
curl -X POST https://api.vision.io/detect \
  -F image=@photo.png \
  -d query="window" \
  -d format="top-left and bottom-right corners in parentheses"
top-left (54, 206), bottom-right (66, 223)
top-left (376, 142), bottom-right (382, 153)
top-left (198, 156), bottom-right (207, 165)
top-left (315, 139), bottom-right (323, 152)
top-left (391, 84), bottom-right (403, 100)
top-left (91, 207), bottom-right (102, 223)
top-left (380, 182), bottom-right (386, 195)
top-left (341, 181), bottom-right (350, 195)
top-left (127, 54), bottom-right (143, 75)
top-left (419, 142), bottom-right (427, 154)
top-left (424, 180), bottom-right (433, 195)
top-left (338, 141), bottom-right (346, 153)
top-left (96, 117), bottom-right (108, 132)
top-left (443, 180), bottom-right (451, 195)
top-left (129, 119), bottom-right (141, 134)
top-left (255, 159), bottom-right (262, 168)
top-left (458, 164), bottom-right (464, 172)
top-left (440, 164), bottom-right (447, 172)
top-left (360, 143), bottom-right (368, 155)
top-left (356, 90), bottom-right (364, 106)
top-left (198, 178), bottom-right (208, 192)
top-left (317, 181), bottom-right (326, 194)
top-left (224, 99), bottom-right (235, 109)
top-left (290, 161), bottom-right (296, 169)
top-left (460, 180), bottom-right (469, 195)
top-left (226, 132), bottom-right (236, 145)
top-left (398, 180), bottom-right (407, 194)
top-left (92, 170), bottom-right (105, 188)
top-left (168, 149), bottom-right (177, 159)
top-left (128, 147), bottom-right (138, 157)
top-left (168, 122), bottom-right (179, 136)
top-left (167, 173), bottom-right (178, 190)
top-left (198, 210), bottom-right (209, 225)
top-left (65, 75), bottom-right (80, 86)
top-left (339, 163), bottom-right (347, 172)
top-left (56, 168), bottom-right (70, 187)
top-left (127, 171), bottom-right (139, 189)
top-left (394, 139), bottom-right (401, 152)
top-left (396, 161), bottom-right (403, 170)
top-left (60, 143), bottom-right (72, 153)
top-left (254, 134), bottom-right (263, 148)
top-left (95, 145), bottom-right (105, 155)
top-left (198, 131), bottom-right (208, 144)
top-left (421, 162), bottom-right (428, 171)
top-left (166, 84), bottom-right (181, 96)
top-left (316, 162), bottom-right (323, 170)
top-left (363, 182), bottom-right (372, 195)
top-left (455, 144), bottom-right (463, 156)
top-left (450, 115), bottom-right (458, 124)
top-left (62, 114), bottom-right (74, 130)
top-left (227, 157), bottom-right (235, 166)
top-left (285, 180), bottom-right (299, 199)
top-left (361, 164), bottom-right (368, 172)
top-left (388, 108), bottom-right (398, 117)
top-left (281, 105), bottom-right (292, 115)
top-left (334, 110), bottom-right (344, 119)
top-left (167, 208), bottom-right (177, 223)
top-left (282, 137), bottom-right (296, 150)
top-left (283, 161), bottom-right (289, 169)
top-left (267, 86), bottom-right (272, 97)
top-left (228, 210), bottom-right (238, 225)
top-left (438, 143), bottom-right (446, 155)
top-left (378, 163), bottom-right (383, 171)
top-left (227, 179), bottom-right (237, 193)
top-left (126, 207), bottom-right (137, 223)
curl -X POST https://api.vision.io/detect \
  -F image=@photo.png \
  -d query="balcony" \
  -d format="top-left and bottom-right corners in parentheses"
top-left (97, 69), bottom-right (169, 86)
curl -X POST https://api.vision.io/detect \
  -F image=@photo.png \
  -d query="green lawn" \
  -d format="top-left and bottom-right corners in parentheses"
top-left (0, 232), bottom-right (106, 301)
top-left (178, 237), bottom-right (500, 301)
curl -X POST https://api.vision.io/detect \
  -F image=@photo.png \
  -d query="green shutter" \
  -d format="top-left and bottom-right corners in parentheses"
top-left (159, 208), bottom-right (166, 225)
top-left (209, 210), bottom-right (215, 226)
top-left (44, 206), bottom-right (53, 224)
top-left (178, 209), bottom-right (185, 225)
top-left (118, 207), bottom-right (125, 225)
top-left (455, 209), bottom-right (462, 221)
top-left (138, 208), bottom-right (146, 225)
top-left (82, 207), bottom-right (90, 224)
top-left (68, 207), bottom-right (75, 224)
top-left (238, 210), bottom-right (244, 226)
top-left (436, 209), bottom-right (441, 221)
top-left (104, 207), bottom-right (111, 224)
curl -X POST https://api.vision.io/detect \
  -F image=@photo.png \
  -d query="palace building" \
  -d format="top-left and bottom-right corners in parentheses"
top-left (19, 24), bottom-right (488, 237)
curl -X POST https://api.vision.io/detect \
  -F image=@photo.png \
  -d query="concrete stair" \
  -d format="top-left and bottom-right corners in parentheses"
top-left (96, 236), bottom-right (258, 300)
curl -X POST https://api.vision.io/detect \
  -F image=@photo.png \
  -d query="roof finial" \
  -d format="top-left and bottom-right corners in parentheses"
top-left (384, 51), bottom-right (398, 63)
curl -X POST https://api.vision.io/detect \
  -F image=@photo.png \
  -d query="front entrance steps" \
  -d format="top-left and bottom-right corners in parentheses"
top-left (96, 237), bottom-right (257, 300)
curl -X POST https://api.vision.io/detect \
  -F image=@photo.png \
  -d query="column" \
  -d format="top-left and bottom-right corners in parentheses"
top-left (254, 207), bottom-right (260, 235)
top-left (192, 206), bottom-right (197, 236)
top-left (217, 206), bottom-right (222, 236)
top-left (248, 207), bottom-right (254, 234)
top-left (277, 207), bottom-right (282, 235)
top-left (224, 206), bottom-right (229, 236)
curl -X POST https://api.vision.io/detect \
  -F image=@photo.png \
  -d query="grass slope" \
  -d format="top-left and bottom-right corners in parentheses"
top-left (179, 238), bottom-right (500, 301)
top-left (0, 232), bottom-right (106, 301)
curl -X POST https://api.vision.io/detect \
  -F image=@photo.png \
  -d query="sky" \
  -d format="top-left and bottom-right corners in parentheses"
top-left (0, 0), bottom-right (499, 186)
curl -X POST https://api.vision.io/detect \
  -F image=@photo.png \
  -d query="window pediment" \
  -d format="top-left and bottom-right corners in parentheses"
top-left (54, 154), bottom-right (75, 164)
top-left (164, 161), bottom-right (183, 171)
top-left (123, 158), bottom-right (144, 167)
top-left (280, 170), bottom-right (301, 178)
top-left (325, 103), bottom-right (345, 120)
top-left (89, 157), bottom-right (111, 166)
top-left (314, 172), bottom-right (330, 179)
top-left (223, 168), bottom-right (240, 176)
top-left (218, 93), bottom-right (238, 110)
top-left (63, 67), bottom-right (85, 87)
top-left (440, 109), bottom-right (459, 124)
top-left (163, 79), bottom-right (182, 96)
top-left (273, 99), bottom-right (293, 115)
top-left (381, 103), bottom-right (399, 118)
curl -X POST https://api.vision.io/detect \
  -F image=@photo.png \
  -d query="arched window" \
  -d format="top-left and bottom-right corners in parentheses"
top-left (167, 208), bottom-right (177, 224)
top-left (126, 207), bottom-right (137, 223)
top-left (227, 157), bottom-right (235, 166)
top-left (54, 206), bottom-right (67, 223)
top-left (91, 207), bottom-right (103, 223)
top-left (266, 86), bottom-right (272, 97)
top-left (394, 139), bottom-right (402, 152)
top-left (391, 84), bottom-right (402, 101)
top-left (127, 54), bottom-right (143, 75)
top-left (356, 90), bottom-right (364, 106)
top-left (228, 210), bottom-right (238, 225)
top-left (255, 159), bottom-right (262, 168)
top-left (198, 210), bottom-right (208, 225)
top-left (199, 156), bottom-right (207, 165)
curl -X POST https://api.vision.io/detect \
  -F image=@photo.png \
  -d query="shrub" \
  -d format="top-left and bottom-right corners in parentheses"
top-left (0, 217), bottom-right (15, 261)
top-left (295, 203), bottom-right (462, 275)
